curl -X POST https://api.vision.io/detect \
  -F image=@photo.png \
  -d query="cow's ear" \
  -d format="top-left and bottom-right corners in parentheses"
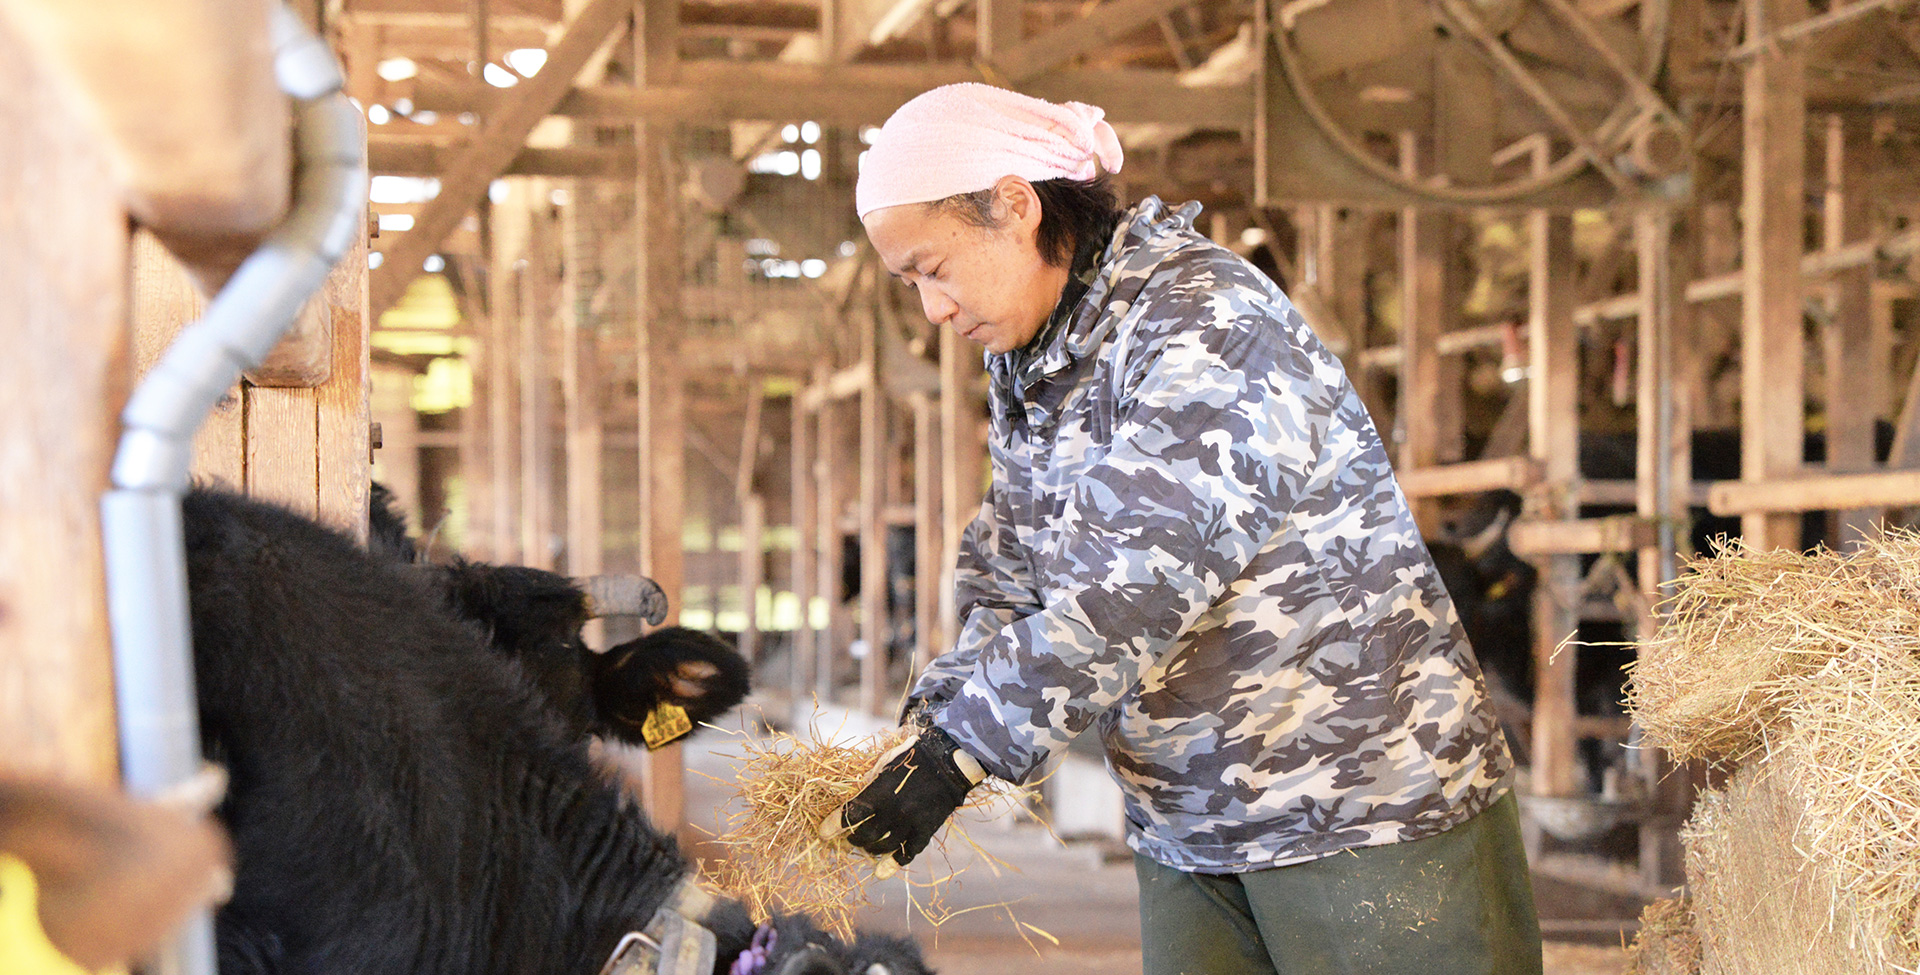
top-left (588, 627), bottom-right (750, 746)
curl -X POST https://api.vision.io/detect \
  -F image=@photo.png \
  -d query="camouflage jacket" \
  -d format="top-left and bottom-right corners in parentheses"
top-left (910, 197), bottom-right (1513, 872)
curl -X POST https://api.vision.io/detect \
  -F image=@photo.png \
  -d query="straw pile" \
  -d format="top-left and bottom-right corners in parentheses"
top-left (704, 718), bottom-right (1031, 941)
top-left (1623, 897), bottom-right (1700, 975)
top-left (1625, 532), bottom-right (1920, 973)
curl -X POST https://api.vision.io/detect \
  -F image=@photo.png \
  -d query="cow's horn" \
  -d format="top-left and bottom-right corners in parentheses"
top-left (578, 574), bottom-right (669, 625)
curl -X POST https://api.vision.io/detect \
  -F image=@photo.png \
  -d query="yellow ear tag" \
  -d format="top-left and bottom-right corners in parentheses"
top-left (0, 852), bottom-right (97, 975)
top-left (640, 703), bottom-right (693, 750)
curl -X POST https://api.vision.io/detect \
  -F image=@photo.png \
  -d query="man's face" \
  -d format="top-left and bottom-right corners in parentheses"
top-left (862, 185), bottom-right (1068, 355)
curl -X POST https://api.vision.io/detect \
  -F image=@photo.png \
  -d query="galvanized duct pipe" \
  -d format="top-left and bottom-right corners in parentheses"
top-left (101, 7), bottom-right (365, 974)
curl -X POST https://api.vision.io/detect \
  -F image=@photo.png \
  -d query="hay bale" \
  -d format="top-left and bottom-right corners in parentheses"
top-left (1626, 533), bottom-right (1920, 972)
top-left (1623, 897), bottom-right (1700, 975)
top-left (1682, 756), bottom-right (1915, 975)
top-left (1627, 538), bottom-right (1920, 765)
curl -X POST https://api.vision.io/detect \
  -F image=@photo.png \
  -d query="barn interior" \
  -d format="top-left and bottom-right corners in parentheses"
top-left (5, 0), bottom-right (1920, 971)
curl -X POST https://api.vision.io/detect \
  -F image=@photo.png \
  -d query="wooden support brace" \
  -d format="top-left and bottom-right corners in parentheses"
top-left (1509, 516), bottom-right (1656, 557)
top-left (1708, 470), bottom-right (1920, 515)
top-left (1395, 457), bottom-right (1545, 498)
top-left (984, 0), bottom-right (1198, 82)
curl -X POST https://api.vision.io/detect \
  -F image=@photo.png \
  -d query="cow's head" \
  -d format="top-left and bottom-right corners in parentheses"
top-left (369, 482), bottom-right (750, 747)
top-left (437, 563), bottom-right (751, 749)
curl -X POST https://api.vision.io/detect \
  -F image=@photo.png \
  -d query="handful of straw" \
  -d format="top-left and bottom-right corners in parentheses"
top-left (703, 713), bottom-right (1036, 941)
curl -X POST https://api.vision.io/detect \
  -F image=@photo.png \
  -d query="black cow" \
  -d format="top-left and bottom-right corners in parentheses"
top-left (184, 487), bottom-right (928, 975)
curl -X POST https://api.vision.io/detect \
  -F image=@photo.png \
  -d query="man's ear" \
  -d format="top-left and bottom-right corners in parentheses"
top-left (990, 175), bottom-right (1043, 237)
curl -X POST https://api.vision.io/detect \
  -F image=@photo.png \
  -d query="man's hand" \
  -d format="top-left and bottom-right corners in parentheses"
top-left (818, 725), bottom-right (985, 875)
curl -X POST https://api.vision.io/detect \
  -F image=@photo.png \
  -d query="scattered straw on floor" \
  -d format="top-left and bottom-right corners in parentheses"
top-left (700, 712), bottom-right (1042, 942)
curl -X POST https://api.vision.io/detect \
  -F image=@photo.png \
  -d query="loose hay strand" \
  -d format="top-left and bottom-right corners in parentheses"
top-left (706, 711), bottom-right (1037, 942)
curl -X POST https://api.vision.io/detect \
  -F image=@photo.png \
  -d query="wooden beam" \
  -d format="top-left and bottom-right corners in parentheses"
top-left (1708, 469), bottom-right (1920, 514)
top-left (796, 361), bottom-right (874, 409)
top-left (1395, 457), bottom-right (1544, 499)
top-left (1509, 516), bottom-right (1657, 556)
top-left (402, 65), bottom-right (1253, 127)
top-left (369, 0), bottom-right (631, 317)
top-left (985, 0), bottom-right (1196, 82)
top-left (1740, 0), bottom-right (1809, 548)
top-left (369, 138), bottom-right (636, 178)
top-left (1572, 225), bottom-right (1920, 327)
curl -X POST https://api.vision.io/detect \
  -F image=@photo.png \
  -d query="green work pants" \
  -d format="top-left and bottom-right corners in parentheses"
top-left (1135, 791), bottom-right (1543, 975)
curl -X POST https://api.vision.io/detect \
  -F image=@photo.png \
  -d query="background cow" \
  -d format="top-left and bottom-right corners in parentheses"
top-left (185, 487), bottom-right (928, 975)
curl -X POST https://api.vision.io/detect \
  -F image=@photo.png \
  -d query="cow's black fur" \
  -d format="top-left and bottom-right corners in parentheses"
top-left (183, 487), bottom-right (930, 975)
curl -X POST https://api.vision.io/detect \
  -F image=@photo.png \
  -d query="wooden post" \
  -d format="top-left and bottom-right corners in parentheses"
top-left (1528, 198), bottom-right (1582, 799)
top-left (519, 206), bottom-right (557, 570)
top-left (487, 182), bottom-right (529, 563)
top-left (1397, 132), bottom-right (1456, 532)
top-left (938, 325), bottom-right (985, 656)
top-left (1822, 114), bottom-right (1878, 547)
top-left (912, 393), bottom-right (941, 674)
top-left (1636, 205), bottom-right (1694, 889)
top-left (736, 386), bottom-right (765, 663)
top-left (789, 388), bottom-right (817, 710)
top-left (815, 368), bottom-right (843, 699)
top-left (634, 0), bottom-right (685, 829)
top-left (563, 182), bottom-right (603, 581)
top-left (1636, 207), bottom-right (1689, 602)
top-left (0, 17), bottom-right (129, 783)
top-left (858, 311), bottom-right (886, 716)
top-left (1740, 0), bottom-right (1809, 549)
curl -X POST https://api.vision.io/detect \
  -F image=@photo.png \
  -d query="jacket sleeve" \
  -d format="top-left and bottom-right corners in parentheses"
top-left (905, 468), bottom-right (1045, 715)
top-left (931, 287), bottom-right (1336, 783)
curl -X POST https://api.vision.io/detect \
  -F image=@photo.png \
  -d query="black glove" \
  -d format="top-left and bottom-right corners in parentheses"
top-left (818, 726), bottom-right (984, 871)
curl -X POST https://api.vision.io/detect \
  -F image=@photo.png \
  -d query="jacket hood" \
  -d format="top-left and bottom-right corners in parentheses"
top-left (999, 196), bottom-right (1205, 386)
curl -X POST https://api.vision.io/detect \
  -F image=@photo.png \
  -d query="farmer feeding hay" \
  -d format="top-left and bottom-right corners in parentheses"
top-left (817, 82), bottom-right (1543, 975)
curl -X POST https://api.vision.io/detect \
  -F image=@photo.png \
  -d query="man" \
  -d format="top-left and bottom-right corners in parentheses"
top-left (819, 83), bottom-right (1542, 975)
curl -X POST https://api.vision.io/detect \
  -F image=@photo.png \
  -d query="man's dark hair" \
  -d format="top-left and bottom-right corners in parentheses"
top-left (929, 175), bottom-right (1122, 268)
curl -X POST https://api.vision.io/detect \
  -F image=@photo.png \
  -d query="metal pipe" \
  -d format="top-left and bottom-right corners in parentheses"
top-left (102, 7), bottom-right (366, 975)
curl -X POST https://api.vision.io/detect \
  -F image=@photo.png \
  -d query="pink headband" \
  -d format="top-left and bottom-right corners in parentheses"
top-left (855, 83), bottom-right (1124, 219)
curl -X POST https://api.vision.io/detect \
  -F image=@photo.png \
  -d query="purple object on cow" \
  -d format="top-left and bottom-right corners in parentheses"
top-left (729, 924), bottom-right (776, 975)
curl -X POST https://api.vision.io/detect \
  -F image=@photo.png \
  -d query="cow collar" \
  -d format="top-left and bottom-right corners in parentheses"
top-left (597, 880), bottom-right (720, 975)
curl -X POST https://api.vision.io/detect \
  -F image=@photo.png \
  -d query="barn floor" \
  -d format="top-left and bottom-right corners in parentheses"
top-left (676, 717), bottom-right (1634, 975)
